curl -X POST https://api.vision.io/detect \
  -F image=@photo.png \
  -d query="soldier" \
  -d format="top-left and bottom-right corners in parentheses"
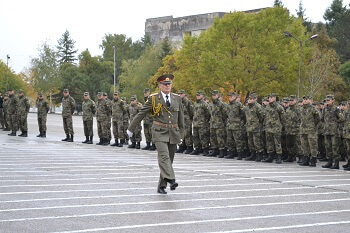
top-left (7, 89), bottom-right (18, 136)
top-left (82, 92), bottom-right (96, 144)
top-left (61, 89), bottom-right (76, 142)
top-left (2, 94), bottom-right (10, 131)
top-left (316, 101), bottom-right (327, 161)
top-left (176, 90), bottom-right (194, 154)
top-left (121, 97), bottom-right (130, 146)
top-left (191, 91), bottom-right (211, 156)
top-left (280, 98), bottom-right (289, 160)
top-left (96, 92), bottom-right (110, 145)
top-left (338, 101), bottom-right (347, 161)
top-left (128, 95), bottom-right (142, 149)
top-left (225, 92), bottom-right (246, 159)
top-left (17, 90), bottom-right (30, 137)
top-left (342, 100), bottom-right (350, 171)
top-left (36, 93), bottom-right (49, 137)
top-left (0, 92), bottom-right (4, 129)
top-left (103, 93), bottom-right (112, 145)
top-left (127, 74), bottom-right (184, 194)
top-left (142, 88), bottom-right (154, 150)
top-left (299, 96), bottom-right (320, 167)
top-left (110, 91), bottom-right (126, 147)
top-left (243, 94), bottom-right (264, 161)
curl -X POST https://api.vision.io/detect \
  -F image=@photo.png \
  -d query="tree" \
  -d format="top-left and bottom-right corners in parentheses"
top-left (339, 61), bottom-right (350, 85)
top-left (274, 0), bottom-right (283, 7)
top-left (0, 60), bottom-right (26, 93)
top-left (159, 37), bottom-right (173, 60)
top-left (324, 0), bottom-right (346, 25)
top-left (296, 0), bottom-right (312, 31)
top-left (57, 30), bottom-right (78, 64)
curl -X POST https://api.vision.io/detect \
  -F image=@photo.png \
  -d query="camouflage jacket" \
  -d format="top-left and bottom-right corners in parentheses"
top-left (343, 109), bottom-right (350, 139)
top-left (62, 95), bottom-right (76, 117)
top-left (17, 95), bottom-right (30, 115)
top-left (226, 100), bottom-right (245, 130)
top-left (3, 99), bottom-right (9, 114)
top-left (129, 103), bottom-right (142, 122)
top-left (7, 94), bottom-right (18, 115)
top-left (264, 102), bottom-right (284, 134)
top-left (244, 102), bottom-right (263, 133)
top-left (82, 99), bottom-right (96, 121)
top-left (111, 98), bottom-right (126, 122)
top-left (193, 99), bottom-right (211, 128)
top-left (317, 108), bottom-right (325, 135)
top-left (182, 97), bottom-right (194, 123)
top-left (96, 99), bottom-right (110, 121)
top-left (105, 99), bottom-right (112, 118)
top-left (143, 97), bottom-right (153, 125)
top-left (36, 99), bottom-right (49, 117)
top-left (123, 103), bottom-right (130, 123)
top-left (322, 104), bottom-right (344, 136)
top-left (209, 99), bottom-right (227, 129)
top-left (300, 103), bottom-right (320, 135)
top-left (283, 104), bottom-right (301, 135)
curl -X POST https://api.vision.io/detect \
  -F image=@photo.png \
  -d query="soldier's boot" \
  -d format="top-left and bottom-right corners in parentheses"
top-left (275, 154), bottom-right (282, 164)
top-left (87, 136), bottom-right (93, 144)
top-left (319, 155), bottom-right (328, 161)
top-left (62, 134), bottom-right (69, 141)
top-left (203, 148), bottom-right (209, 156)
top-left (217, 149), bottom-right (225, 158)
top-left (3, 128), bottom-right (10, 131)
top-left (102, 138), bottom-right (109, 146)
top-left (36, 132), bottom-right (42, 137)
top-left (208, 148), bottom-right (219, 157)
top-left (82, 136), bottom-right (89, 143)
top-left (128, 142), bottom-right (136, 148)
top-left (149, 143), bottom-right (156, 150)
top-left (41, 131), bottom-right (46, 138)
top-left (342, 160), bottom-right (350, 168)
top-left (21, 131), bottom-right (28, 137)
top-left (245, 152), bottom-right (256, 161)
top-left (255, 152), bottom-right (263, 162)
top-left (96, 138), bottom-right (103, 145)
top-left (135, 142), bottom-right (141, 149)
top-left (18, 131), bottom-right (24, 136)
top-left (297, 156), bottom-right (305, 164)
top-left (330, 159), bottom-right (339, 169)
top-left (237, 152), bottom-right (243, 160)
top-left (67, 135), bottom-right (73, 142)
top-left (110, 140), bottom-right (119, 146)
top-left (190, 148), bottom-right (201, 155)
top-left (176, 143), bottom-right (186, 153)
top-left (309, 157), bottom-right (317, 167)
top-left (124, 139), bottom-right (129, 145)
top-left (322, 158), bottom-right (333, 168)
top-left (262, 153), bottom-right (274, 163)
top-left (185, 146), bottom-right (193, 154)
top-left (284, 155), bottom-right (295, 162)
top-left (117, 139), bottom-right (124, 147)
top-left (224, 150), bottom-right (235, 159)
top-left (300, 156), bottom-right (310, 166)
top-left (142, 142), bottom-right (151, 150)
top-left (8, 131), bottom-right (16, 136)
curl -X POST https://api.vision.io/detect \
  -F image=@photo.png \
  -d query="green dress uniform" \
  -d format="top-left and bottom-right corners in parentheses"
top-left (128, 90), bottom-right (184, 192)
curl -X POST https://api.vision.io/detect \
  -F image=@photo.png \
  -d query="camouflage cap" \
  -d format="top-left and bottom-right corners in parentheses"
top-left (7, 88), bottom-right (13, 91)
top-left (196, 90), bottom-right (204, 95)
top-left (121, 97), bottom-right (126, 101)
top-left (298, 98), bottom-right (303, 103)
top-left (84, 92), bottom-right (89, 96)
top-left (268, 93), bottom-right (277, 98)
top-left (341, 101), bottom-right (347, 106)
top-left (289, 95), bottom-right (296, 101)
top-left (63, 89), bottom-right (69, 93)
top-left (263, 97), bottom-right (269, 102)
top-left (249, 93), bottom-right (257, 99)
top-left (211, 90), bottom-right (219, 95)
top-left (38, 93), bottom-right (43, 97)
top-left (282, 97), bottom-right (289, 103)
top-left (144, 88), bottom-right (150, 93)
top-left (326, 94), bottom-right (334, 100)
top-left (113, 91), bottom-right (119, 95)
top-left (103, 92), bottom-right (108, 97)
top-left (313, 101), bottom-right (320, 105)
top-left (130, 95), bottom-right (137, 101)
top-left (228, 92), bottom-right (237, 96)
top-left (303, 95), bottom-right (311, 100)
top-left (97, 92), bottom-right (102, 96)
top-left (18, 89), bottom-right (24, 93)
top-left (178, 89), bottom-right (186, 94)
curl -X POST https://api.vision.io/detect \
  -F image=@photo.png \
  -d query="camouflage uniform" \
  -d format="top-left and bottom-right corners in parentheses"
top-left (96, 95), bottom-right (110, 144)
top-left (128, 100), bottom-right (142, 143)
top-left (0, 94), bottom-right (4, 128)
top-left (122, 99), bottom-right (130, 144)
top-left (143, 90), bottom-right (153, 148)
top-left (104, 94), bottom-right (112, 142)
top-left (317, 105), bottom-right (326, 159)
top-left (182, 96), bottom-right (194, 147)
top-left (61, 93), bottom-right (76, 136)
top-left (111, 96), bottom-right (126, 142)
top-left (17, 93), bottom-right (30, 134)
top-left (36, 95), bottom-right (49, 136)
top-left (7, 92), bottom-right (18, 133)
top-left (192, 95), bottom-right (211, 154)
top-left (2, 95), bottom-right (9, 130)
top-left (82, 96), bottom-right (96, 137)
top-left (343, 107), bottom-right (350, 166)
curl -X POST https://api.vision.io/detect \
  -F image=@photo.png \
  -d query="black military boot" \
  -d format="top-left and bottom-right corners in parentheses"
top-left (110, 139), bottom-right (119, 146)
top-left (202, 148), bottom-right (209, 156)
top-left (309, 157), bottom-right (317, 167)
top-left (176, 143), bottom-right (185, 153)
top-left (330, 159), bottom-right (339, 169)
top-left (300, 156), bottom-right (310, 166)
top-left (3, 128), bottom-right (10, 131)
top-left (185, 146), bottom-right (193, 154)
top-left (103, 138), bottom-right (109, 146)
top-left (262, 153), bottom-right (274, 163)
top-left (217, 149), bottom-right (225, 158)
top-left (128, 142), bottom-right (136, 148)
top-left (344, 166), bottom-right (350, 171)
top-left (297, 156), bottom-right (305, 164)
top-left (136, 142), bottom-right (141, 149)
top-left (62, 134), bottom-right (69, 141)
top-left (117, 139), bottom-right (124, 147)
top-left (237, 152), bottom-right (243, 160)
top-left (149, 143), bottom-right (156, 150)
top-left (142, 142), bottom-right (151, 150)
top-left (275, 154), bottom-right (282, 164)
top-left (37, 132), bottom-right (42, 137)
top-left (8, 131), bottom-right (16, 136)
top-left (87, 136), bottom-right (93, 144)
top-left (21, 131), bottom-right (28, 137)
top-left (208, 148), bottom-right (219, 157)
top-left (342, 160), bottom-right (350, 169)
top-left (67, 134), bottom-right (73, 142)
top-left (190, 148), bottom-right (200, 155)
top-left (284, 154), bottom-right (295, 162)
top-left (281, 152), bottom-right (288, 161)
top-left (224, 150), bottom-right (235, 159)
top-left (245, 152), bottom-right (256, 161)
top-left (41, 131), bottom-right (46, 138)
top-left (322, 158), bottom-right (333, 168)
top-left (96, 138), bottom-right (103, 145)
top-left (255, 152), bottom-right (263, 162)
top-left (82, 136), bottom-right (89, 143)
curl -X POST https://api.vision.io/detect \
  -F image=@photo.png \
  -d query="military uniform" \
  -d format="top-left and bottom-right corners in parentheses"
top-left (128, 96), bottom-right (142, 149)
top-left (178, 90), bottom-right (194, 154)
top-left (61, 89), bottom-right (76, 142)
top-left (17, 90), bottom-right (30, 137)
top-left (82, 92), bottom-right (96, 144)
top-left (111, 92), bottom-right (127, 146)
top-left (2, 95), bottom-right (9, 131)
top-left (104, 93), bottom-right (112, 144)
top-left (96, 93), bottom-right (110, 145)
top-left (317, 102), bottom-right (326, 160)
top-left (342, 104), bottom-right (350, 170)
top-left (7, 90), bottom-right (18, 136)
top-left (0, 93), bottom-right (4, 129)
top-left (142, 88), bottom-right (154, 150)
top-left (36, 93), bottom-right (49, 137)
top-left (122, 97), bottom-right (130, 145)
top-left (128, 74), bottom-right (184, 194)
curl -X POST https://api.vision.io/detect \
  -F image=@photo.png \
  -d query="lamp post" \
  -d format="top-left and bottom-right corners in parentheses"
top-left (113, 46), bottom-right (116, 93)
top-left (5, 55), bottom-right (10, 92)
top-left (284, 32), bottom-right (318, 98)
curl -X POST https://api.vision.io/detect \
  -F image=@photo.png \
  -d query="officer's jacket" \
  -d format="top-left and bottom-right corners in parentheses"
top-left (193, 99), bottom-right (210, 127)
top-left (96, 99), bottom-right (109, 121)
top-left (7, 94), bottom-right (18, 115)
top-left (36, 99), bottom-right (49, 117)
top-left (17, 95), bottom-right (30, 115)
top-left (226, 100), bottom-right (245, 131)
top-left (322, 104), bottom-right (344, 135)
top-left (209, 99), bottom-right (227, 129)
top-left (128, 92), bottom-right (184, 144)
top-left (343, 109), bottom-right (350, 139)
top-left (244, 102), bottom-right (263, 133)
top-left (62, 95), bottom-right (76, 117)
top-left (300, 104), bottom-right (320, 134)
top-left (111, 98), bottom-right (126, 122)
top-left (82, 99), bottom-right (96, 121)
top-left (283, 104), bottom-right (301, 135)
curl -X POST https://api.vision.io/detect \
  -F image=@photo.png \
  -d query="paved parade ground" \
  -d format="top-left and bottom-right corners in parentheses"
top-left (1, 113), bottom-right (350, 233)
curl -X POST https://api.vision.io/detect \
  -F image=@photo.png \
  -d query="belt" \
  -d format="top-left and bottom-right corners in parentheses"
top-left (153, 120), bottom-right (178, 128)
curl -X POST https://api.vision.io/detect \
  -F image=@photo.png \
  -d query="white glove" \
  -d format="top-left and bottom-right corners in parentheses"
top-left (127, 130), bottom-right (133, 138)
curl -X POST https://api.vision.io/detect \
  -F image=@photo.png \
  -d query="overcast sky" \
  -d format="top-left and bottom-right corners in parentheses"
top-left (1, 0), bottom-right (349, 73)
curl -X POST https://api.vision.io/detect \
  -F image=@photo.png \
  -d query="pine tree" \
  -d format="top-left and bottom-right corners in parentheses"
top-left (296, 0), bottom-right (312, 31)
top-left (57, 30), bottom-right (78, 64)
top-left (159, 37), bottom-right (173, 59)
top-left (273, 0), bottom-right (283, 7)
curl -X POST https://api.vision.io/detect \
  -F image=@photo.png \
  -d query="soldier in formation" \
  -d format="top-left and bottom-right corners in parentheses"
top-left (176, 90), bottom-right (193, 154)
top-left (2, 94), bottom-right (9, 131)
top-left (110, 91), bottom-right (126, 147)
top-left (17, 90), bottom-right (30, 137)
top-left (128, 95), bottom-right (142, 149)
top-left (82, 92), bottom-right (96, 144)
top-left (96, 92), bottom-right (110, 146)
top-left (7, 89), bottom-right (18, 136)
top-left (61, 89), bottom-right (76, 142)
top-left (142, 88), bottom-right (155, 150)
top-left (36, 93), bottom-right (49, 137)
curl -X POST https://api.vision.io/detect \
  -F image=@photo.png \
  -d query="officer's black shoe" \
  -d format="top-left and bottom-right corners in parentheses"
top-left (262, 153), bottom-right (274, 163)
top-left (245, 153), bottom-right (256, 161)
top-left (128, 142), bottom-right (136, 148)
top-left (135, 142), bottom-right (141, 149)
top-left (20, 131), bottom-right (28, 137)
top-left (117, 139), bottom-right (124, 147)
top-left (87, 136), bottom-right (93, 144)
top-left (96, 138), bottom-right (103, 145)
top-left (330, 159), bottom-right (339, 169)
top-left (62, 134), bottom-right (69, 141)
top-left (41, 131), bottom-right (46, 138)
top-left (164, 178), bottom-right (178, 190)
top-left (67, 135), bottom-right (73, 142)
top-left (300, 156), bottom-right (310, 166)
top-left (276, 154), bottom-right (282, 164)
top-left (284, 155), bottom-right (295, 162)
top-left (185, 146), bottom-right (193, 154)
top-left (224, 150), bottom-right (235, 159)
top-left (309, 157), bottom-right (317, 167)
top-left (82, 136), bottom-right (89, 143)
top-left (8, 131), bottom-right (16, 136)
top-left (342, 160), bottom-right (350, 168)
top-left (255, 152), bottom-right (263, 162)
top-left (190, 148), bottom-right (200, 155)
top-left (176, 144), bottom-right (185, 153)
top-left (37, 132), bottom-right (42, 137)
top-left (149, 143), bottom-right (156, 150)
top-left (18, 131), bottom-right (24, 136)
top-left (237, 152), bottom-right (243, 160)
top-left (142, 142), bottom-right (151, 150)
top-left (208, 148), bottom-right (219, 157)
top-left (157, 187), bottom-right (167, 194)
top-left (203, 148), bottom-right (209, 156)
top-left (322, 158), bottom-right (333, 168)
top-left (217, 149), bottom-right (225, 158)
top-left (110, 140), bottom-right (119, 146)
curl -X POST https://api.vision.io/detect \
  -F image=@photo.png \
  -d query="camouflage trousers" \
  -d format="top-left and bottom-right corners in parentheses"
top-left (345, 139), bottom-right (350, 160)
top-left (247, 131), bottom-right (264, 153)
top-left (286, 134), bottom-right (303, 157)
top-left (18, 113), bottom-right (28, 132)
top-left (227, 129), bottom-right (245, 153)
top-left (113, 120), bottom-right (124, 140)
top-left (0, 108), bottom-right (4, 128)
top-left (143, 123), bottom-right (152, 143)
top-left (123, 121), bottom-right (130, 141)
top-left (318, 134), bottom-right (326, 157)
top-left (97, 120), bottom-right (108, 138)
top-left (9, 114), bottom-right (18, 132)
top-left (325, 135), bottom-right (340, 159)
top-left (339, 137), bottom-right (346, 160)
top-left (106, 118), bottom-right (111, 140)
top-left (62, 116), bottom-right (74, 135)
top-left (183, 121), bottom-right (193, 146)
top-left (83, 120), bottom-right (93, 137)
top-left (131, 125), bottom-right (142, 143)
top-left (3, 111), bottom-right (9, 129)
top-left (210, 128), bottom-right (226, 150)
top-left (193, 126), bottom-right (210, 149)
top-left (300, 134), bottom-right (318, 158)
top-left (265, 132), bottom-right (282, 155)
top-left (38, 116), bottom-right (47, 132)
